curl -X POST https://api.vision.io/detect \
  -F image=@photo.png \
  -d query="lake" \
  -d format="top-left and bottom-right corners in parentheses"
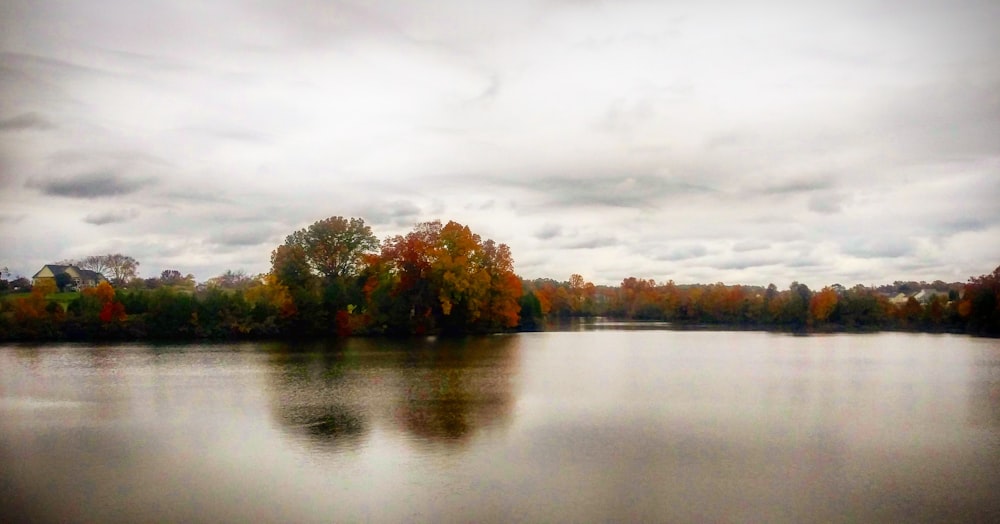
top-left (2, 328), bottom-right (999, 522)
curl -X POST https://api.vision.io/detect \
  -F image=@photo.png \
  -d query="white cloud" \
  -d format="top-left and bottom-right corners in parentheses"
top-left (1, 0), bottom-right (998, 286)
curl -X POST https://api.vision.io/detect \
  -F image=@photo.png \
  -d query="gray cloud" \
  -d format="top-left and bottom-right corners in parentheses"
top-left (867, 81), bottom-right (1000, 164)
top-left (712, 256), bottom-right (785, 271)
top-left (207, 228), bottom-right (275, 247)
top-left (207, 128), bottom-right (271, 143)
top-left (535, 224), bottom-right (562, 240)
top-left (807, 192), bottom-right (846, 214)
top-left (652, 244), bottom-right (708, 262)
top-left (786, 257), bottom-right (825, 269)
top-left (529, 175), bottom-right (713, 209)
top-left (1, 0), bottom-right (997, 285)
top-left (83, 209), bottom-right (139, 225)
top-left (599, 97), bottom-right (658, 135)
top-left (0, 112), bottom-right (54, 131)
top-left (28, 172), bottom-right (154, 199)
top-left (733, 240), bottom-right (770, 252)
top-left (841, 239), bottom-right (914, 259)
top-left (160, 191), bottom-right (232, 205)
top-left (938, 218), bottom-right (991, 235)
top-left (473, 74), bottom-right (500, 102)
top-left (366, 200), bottom-right (422, 227)
top-left (0, 212), bottom-right (26, 224)
top-left (563, 236), bottom-right (618, 249)
top-left (760, 176), bottom-right (835, 195)
top-left (47, 148), bottom-right (171, 168)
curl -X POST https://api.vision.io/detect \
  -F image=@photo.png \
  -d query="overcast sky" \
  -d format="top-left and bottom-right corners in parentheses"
top-left (1, 0), bottom-right (998, 287)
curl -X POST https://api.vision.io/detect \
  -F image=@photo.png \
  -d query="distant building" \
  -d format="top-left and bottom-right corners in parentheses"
top-left (912, 289), bottom-right (947, 304)
top-left (888, 292), bottom-right (910, 306)
top-left (886, 288), bottom-right (949, 306)
top-left (32, 264), bottom-right (107, 290)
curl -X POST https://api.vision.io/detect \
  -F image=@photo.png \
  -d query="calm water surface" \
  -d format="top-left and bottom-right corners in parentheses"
top-left (2, 329), bottom-right (999, 522)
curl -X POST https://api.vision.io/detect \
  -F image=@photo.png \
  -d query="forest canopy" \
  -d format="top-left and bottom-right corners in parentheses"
top-left (1, 215), bottom-right (998, 340)
top-left (268, 217), bottom-right (522, 336)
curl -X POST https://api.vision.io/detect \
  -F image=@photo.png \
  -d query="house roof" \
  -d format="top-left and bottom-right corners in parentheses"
top-left (32, 264), bottom-right (71, 279)
top-left (78, 269), bottom-right (105, 281)
top-left (32, 264), bottom-right (106, 281)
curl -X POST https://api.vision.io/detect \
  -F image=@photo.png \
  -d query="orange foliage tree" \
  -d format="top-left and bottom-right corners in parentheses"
top-left (9, 285), bottom-right (65, 338)
top-left (84, 281), bottom-right (126, 323)
top-left (375, 220), bottom-right (521, 334)
top-left (809, 287), bottom-right (839, 326)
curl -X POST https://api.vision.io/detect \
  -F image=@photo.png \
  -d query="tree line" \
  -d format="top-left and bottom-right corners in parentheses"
top-left (1, 216), bottom-right (998, 340)
top-left (521, 274), bottom-right (997, 336)
top-left (0, 217), bottom-right (522, 340)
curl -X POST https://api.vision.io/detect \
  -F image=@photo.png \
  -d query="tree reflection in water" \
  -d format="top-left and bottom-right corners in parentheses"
top-left (264, 336), bottom-right (519, 452)
top-left (394, 336), bottom-right (518, 444)
top-left (969, 348), bottom-right (1000, 427)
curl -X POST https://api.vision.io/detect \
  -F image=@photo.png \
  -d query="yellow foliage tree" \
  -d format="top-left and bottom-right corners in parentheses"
top-left (809, 287), bottom-right (839, 325)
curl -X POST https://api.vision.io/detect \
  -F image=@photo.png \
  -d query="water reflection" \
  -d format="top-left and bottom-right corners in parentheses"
top-left (264, 336), bottom-right (519, 452)
top-left (393, 337), bottom-right (518, 444)
top-left (2, 333), bottom-right (998, 522)
top-left (970, 349), bottom-right (1000, 427)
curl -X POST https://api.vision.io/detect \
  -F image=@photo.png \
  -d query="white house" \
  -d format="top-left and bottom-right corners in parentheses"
top-left (32, 264), bottom-right (107, 290)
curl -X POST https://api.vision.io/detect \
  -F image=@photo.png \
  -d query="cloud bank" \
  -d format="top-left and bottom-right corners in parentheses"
top-left (0, 0), bottom-right (997, 286)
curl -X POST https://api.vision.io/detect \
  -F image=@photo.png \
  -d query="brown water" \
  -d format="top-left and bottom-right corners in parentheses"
top-left (2, 329), bottom-right (998, 522)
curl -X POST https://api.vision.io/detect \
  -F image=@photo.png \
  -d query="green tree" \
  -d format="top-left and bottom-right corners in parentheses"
top-left (518, 291), bottom-right (543, 329)
top-left (78, 253), bottom-right (139, 285)
top-left (54, 272), bottom-right (74, 292)
top-left (283, 216), bottom-right (378, 281)
top-left (779, 282), bottom-right (811, 328)
top-left (206, 269), bottom-right (254, 290)
top-left (272, 217), bottom-right (378, 334)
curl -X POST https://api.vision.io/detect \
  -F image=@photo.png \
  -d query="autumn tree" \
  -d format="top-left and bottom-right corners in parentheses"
top-left (532, 280), bottom-right (568, 318)
top-left (567, 274), bottom-right (597, 316)
top-left (837, 285), bottom-right (889, 329)
top-left (160, 269), bottom-right (184, 284)
top-left (77, 254), bottom-right (139, 285)
top-left (270, 242), bottom-right (324, 332)
top-left (271, 244), bottom-right (313, 290)
top-left (33, 278), bottom-right (57, 297)
top-left (809, 287), bottom-right (839, 326)
top-left (922, 294), bottom-right (950, 330)
top-left (377, 220), bottom-right (445, 334)
top-left (616, 277), bottom-right (659, 319)
top-left (206, 269), bottom-right (254, 290)
top-left (282, 216), bottom-right (378, 281)
top-left (374, 220), bottom-right (521, 335)
top-left (959, 265), bottom-right (1000, 336)
top-left (9, 285), bottom-right (64, 338)
top-left (479, 239), bottom-right (523, 329)
top-left (82, 281), bottom-right (127, 323)
top-left (897, 296), bottom-right (924, 328)
top-left (271, 217), bottom-right (379, 332)
top-left (77, 255), bottom-right (110, 275)
top-left (431, 221), bottom-right (486, 326)
top-left (244, 273), bottom-right (297, 330)
top-left (12, 287), bottom-right (51, 324)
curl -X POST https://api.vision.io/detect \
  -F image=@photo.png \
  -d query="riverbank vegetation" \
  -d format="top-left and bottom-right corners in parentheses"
top-left (1, 216), bottom-right (998, 340)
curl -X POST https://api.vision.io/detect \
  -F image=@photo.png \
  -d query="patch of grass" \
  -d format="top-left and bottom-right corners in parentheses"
top-left (48, 291), bottom-right (80, 304)
top-left (0, 291), bottom-right (31, 303)
top-left (1, 291), bottom-right (80, 309)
